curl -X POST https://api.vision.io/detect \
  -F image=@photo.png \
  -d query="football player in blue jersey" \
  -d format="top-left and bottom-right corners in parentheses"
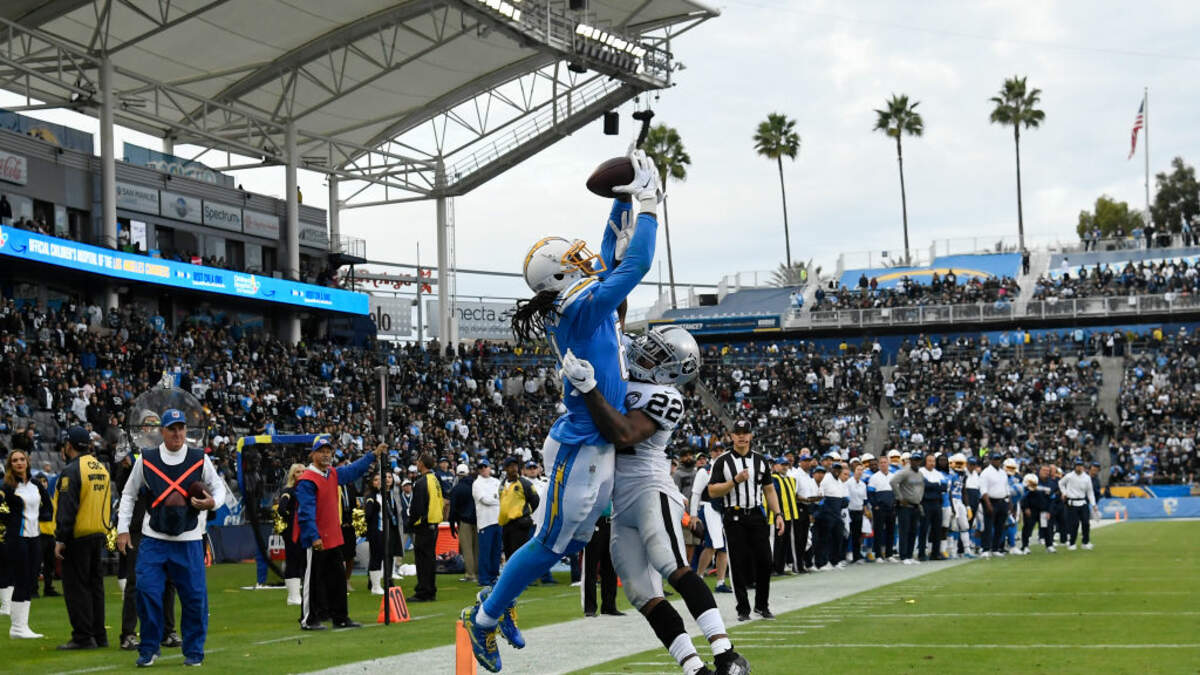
top-left (461, 147), bottom-right (662, 673)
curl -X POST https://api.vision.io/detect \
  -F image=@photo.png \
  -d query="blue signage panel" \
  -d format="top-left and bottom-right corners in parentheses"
top-left (0, 226), bottom-right (367, 315)
top-left (650, 314), bottom-right (781, 335)
top-left (1098, 497), bottom-right (1200, 520)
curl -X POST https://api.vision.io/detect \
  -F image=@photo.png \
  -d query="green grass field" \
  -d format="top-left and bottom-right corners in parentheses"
top-left (574, 521), bottom-right (1200, 675)
top-left (5, 563), bottom-right (629, 674)
top-left (7, 522), bottom-right (1199, 674)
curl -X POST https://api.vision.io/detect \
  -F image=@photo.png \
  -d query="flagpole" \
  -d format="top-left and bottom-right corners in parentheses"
top-left (1144, 87), bottom-right (1150, 221)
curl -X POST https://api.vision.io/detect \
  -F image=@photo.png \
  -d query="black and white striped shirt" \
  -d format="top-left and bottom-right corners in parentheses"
top-left (710, 449), bottom-right (771, 510)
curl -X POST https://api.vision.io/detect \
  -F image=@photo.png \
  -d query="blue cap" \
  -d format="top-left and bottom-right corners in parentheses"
top-left (311, 436), bottom-right (333, 452)
top-left (161, 409), bottom-right (186, 428)
top-left (1073, 458), bottom-right (1084, 465)
top-left (503, 456), bottom-right (520, 467)
top-left (812, 464), bottom-right (827, 474)
top-left (477, 458), bottom-right (491, 467)
top-left (66, 425), bottom-right (91, 448)
top-left (1090, 461), bottom-right (1100, 467)
top-left (967, 456), bottom-right (979, 465)
top-left (910, 451), bottom-right (925, 462)
top-left (988, 451), bottom-right (1002, 460)
top-left (525, 460), bottom-right (539, 469)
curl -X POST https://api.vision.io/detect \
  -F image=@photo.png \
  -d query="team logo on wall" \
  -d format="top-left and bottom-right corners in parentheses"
top-left (171, 196), bottom-right (192, 219)
top-left (0, 231), bottom-right (6, 250)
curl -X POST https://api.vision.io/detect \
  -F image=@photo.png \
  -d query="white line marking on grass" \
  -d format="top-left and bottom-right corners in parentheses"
top-left (866, 611), bottom-right (1200, 618)
top-left (735, 643), bottom-right (1200, 649)
top-left (58, 667), bottom-right (117, 674)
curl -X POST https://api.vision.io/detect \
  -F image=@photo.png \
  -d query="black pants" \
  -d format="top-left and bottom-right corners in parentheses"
top-left (39, 533), bottom-right (57, 591)
top-left (1066, 503), bottom-right (1091, 545)
top-left (849, 511), bottom-right (864, 561)
top-left (918, 502), bottom-right (942, 559)
top-left (7, 536), bottom-right (39, 601)
top-left (300, 546), bottom-right (350, 626)
top-left (1020, 509), bottom-right (1055, 549)
top-left (1053, 503), bottom-right (1068, 543)
top-left (367, 529), bottom-right (400, 572)
top-left (723, 510), bottom-right (772, 616)
top-left (63, 536), bottom-right (106, 645)
top-left (897, 506), bottom-right (920, 560)
top-left (582, 517), bottom-right (617, 614)
top-left (411, 524), bottom-right (438, 600)
top-left (773, 518), bottom-right (804, 573)
top-left (872, 507), bottom-right (895, 559)
top-left (502, 519), bottom-right (533, 559)
top-left (121, 534), bottom-right (176, 639)
top-left (794, 507), bottom-right (813, 569)
top-left (284, 537), bottom-right (306, 580)
top-left (985, 500), bottom-right (1009, 552)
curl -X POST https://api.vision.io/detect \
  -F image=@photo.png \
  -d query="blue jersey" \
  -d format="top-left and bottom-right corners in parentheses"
top-left (948, 470), bottom-right (964, 502)
top-left (546, 200), bottom-right (657, 446)
top-left (940, 473), bottom-right (951, 507)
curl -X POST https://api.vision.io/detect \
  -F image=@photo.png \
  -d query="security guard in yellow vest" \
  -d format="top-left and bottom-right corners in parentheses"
top-left (54, 426), bottom-right (112, 649)
top-left (768, 457), bottom-right (802, 575)
top-left (405, 453), bottom-right (445, 603)
top-left (498, 456), bottom-right (540, 560)
top-left (35, 474), bottom-right (59, 597)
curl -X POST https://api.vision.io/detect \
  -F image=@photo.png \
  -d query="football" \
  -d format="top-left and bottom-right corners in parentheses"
top-left (585, 156), bottom-right (634, 198)
top-left (188, 482), bottom-right (208, 501)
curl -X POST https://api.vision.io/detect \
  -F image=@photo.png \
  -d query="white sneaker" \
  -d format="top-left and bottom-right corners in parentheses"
top-left (820, 564), bottom-right (835, 572)
top-left (1046, 545), bottom-right (1056, 553)
top-left (1082, 543), bottom-right (1093, 550)
top-left (835, 562), bottom-right (848, 569)
top-left (570, 581), bottom-right (582, 588)
top-left (1067, 544), bottom-right (1077, 551)
top-left (1009, 547), bottom-right (1022, 556)
top-left (979, 551), bottom-right (990, 558)
top-left (1021, 547), bottom-right (1030, 555)
top-left (902, 559), bottom-right (915, 565)
top-left (993, 551), bottom-right (1005, 557)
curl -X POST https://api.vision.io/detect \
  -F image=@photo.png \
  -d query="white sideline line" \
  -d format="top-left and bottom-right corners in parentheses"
top-left (59, 667), bottom-right (116, 674)
top-left (736, 643), bottom-right (1200, 649)
top-left (866, 611), bottom-right (1199, 618)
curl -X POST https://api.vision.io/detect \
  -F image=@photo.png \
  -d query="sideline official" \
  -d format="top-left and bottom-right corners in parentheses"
top-left (768, 457), bottom-right (801, 574)
top-left (406, 453), bottom-right (445, 603)
top-left (706, 421), bottom-right (785, 622)
top-left (55, 427), bottom-right (111, 649)
top-left (1060, 459), bottom-right (1097, 550)
top-left (294, 437), bottom-right (383, 630)
top-left (117, 409), bottom-right (226, 667)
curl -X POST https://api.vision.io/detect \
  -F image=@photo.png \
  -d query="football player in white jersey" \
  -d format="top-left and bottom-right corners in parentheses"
top-left (561, 326), bottom-right (749, 675)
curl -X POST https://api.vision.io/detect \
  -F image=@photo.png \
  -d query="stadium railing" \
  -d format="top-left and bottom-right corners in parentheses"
top-left (1026, 292), bottom-right (1200, 318)
top-left (787, 301), bottom-right (1016, 328)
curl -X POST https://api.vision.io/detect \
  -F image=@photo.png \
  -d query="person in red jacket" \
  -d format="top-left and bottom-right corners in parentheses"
top-left (293, 437), bottom-right (384, 630)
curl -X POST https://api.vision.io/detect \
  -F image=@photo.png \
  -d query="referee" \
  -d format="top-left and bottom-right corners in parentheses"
top-left (706, 420), bottom-right (785, 622)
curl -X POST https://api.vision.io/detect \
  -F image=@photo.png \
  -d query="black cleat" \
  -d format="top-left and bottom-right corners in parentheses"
top-left (736, 613), bottom-right (750, 622)
top-left (754, 607), bottom-right (775, 619)
top-left (333, 619), bottom-right (362, 629)
top-left (161, 632), bottom-right (182, 648)
top-left (57, 638), bottom-right (98, 650)
top-left (715, 650), bottom-right (751, 675)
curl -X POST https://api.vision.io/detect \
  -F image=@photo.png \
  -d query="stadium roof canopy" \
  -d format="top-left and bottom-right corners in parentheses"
top-left (0, 0), bottom-right (717, 206)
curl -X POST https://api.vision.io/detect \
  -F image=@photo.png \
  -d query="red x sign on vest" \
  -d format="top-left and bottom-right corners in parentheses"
top-left (144, 457), bottom-right (206, 508)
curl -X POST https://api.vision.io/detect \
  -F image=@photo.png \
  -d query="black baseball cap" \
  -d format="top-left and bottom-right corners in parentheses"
top-left (733, 419), bottom-right (752, 433)
top-left (66, 426), bottom-right (90, 448)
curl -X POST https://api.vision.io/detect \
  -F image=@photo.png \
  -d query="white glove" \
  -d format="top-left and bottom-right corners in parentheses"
top-left (607, 209), bottom-right (634, 262)
top-left (560, 349), bottom-right (597, 394)
top-left (613, 148), bottom-right (662, 216)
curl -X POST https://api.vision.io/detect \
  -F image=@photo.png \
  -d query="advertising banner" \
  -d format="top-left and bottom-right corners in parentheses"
top-left (116, 181), bottom-right (159, 214)
top-left (123, 142), bottom-right (233, 187)
top-left (0, 148), bottom-right (28, 185)
top-left (160, 190), bottom-right (202, 224)
top-left (0, 225), bottom-right (367, 314)
top-left (426, 299), bottom-right (518, 340)
top-left (650, 314), bottom-right (781, 335)
top-left (0, 109), bottom-right (95, 154)
top-left (243, 209), bottom-right (280, 239)
top-left (1098, 497), bottom-right (1200, 520)
top-left (368, 297), bottom-right (413, 336)
top-left (202, 201), bottom-right (243, 232)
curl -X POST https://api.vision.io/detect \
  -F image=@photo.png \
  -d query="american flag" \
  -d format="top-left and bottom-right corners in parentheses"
top-left (1128, 98), bottom-right (1145, 160)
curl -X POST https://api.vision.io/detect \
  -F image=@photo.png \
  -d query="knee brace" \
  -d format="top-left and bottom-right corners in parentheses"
top-left (670, 569), bottom-right (717, 619)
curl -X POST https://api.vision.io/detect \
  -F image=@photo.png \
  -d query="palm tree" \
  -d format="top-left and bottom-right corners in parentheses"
top-left (753, 113), bottom-right (801, 270)
top-left (989, 75), bottom-right (1045, 251)
top-left (643, 124), bottom-right (690, 309)
top-left (873, 94), bottom-right (924, 265)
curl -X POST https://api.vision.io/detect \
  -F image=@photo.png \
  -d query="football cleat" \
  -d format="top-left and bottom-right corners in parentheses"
top-left (461, 605), bottom-right (502, 673)
top-left (476, 587), bottom-right (525, 649)
top-left (715, 650), bottom-right (751, 675)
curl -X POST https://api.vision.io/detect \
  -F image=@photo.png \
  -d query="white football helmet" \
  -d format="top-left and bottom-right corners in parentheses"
top-left (522, 236), bottom-right (604, 294)
top-left (627, 325), bottom-right (701, 386)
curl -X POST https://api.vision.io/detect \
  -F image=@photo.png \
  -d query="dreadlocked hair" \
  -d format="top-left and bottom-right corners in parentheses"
top-left (511, 290), bottom-right (560, 344)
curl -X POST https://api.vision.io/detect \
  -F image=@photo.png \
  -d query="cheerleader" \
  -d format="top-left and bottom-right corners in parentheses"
top-left (277, 464), bottom-right (306, 606)
top-left (2, 449), bottom-right (51, 639)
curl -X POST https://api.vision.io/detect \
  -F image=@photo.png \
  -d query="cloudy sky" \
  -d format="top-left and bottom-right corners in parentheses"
top-left (5, 0), bottom-right (1199, 316)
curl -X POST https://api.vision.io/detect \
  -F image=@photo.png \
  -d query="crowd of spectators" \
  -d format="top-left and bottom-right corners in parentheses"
top-left (811, 272), bottom-right (1020, 312)
top-left (1111, 329), bottom-right (1200, 485)
top-left (885, 336), bottom-right (1112, 468)
top-left (1033, 257), bottom-right (1200, 302)
top-left (697, 340), bottom-right (883, 459)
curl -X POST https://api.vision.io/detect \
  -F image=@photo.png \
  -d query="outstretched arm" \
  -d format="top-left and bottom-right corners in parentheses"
top-left (599, 198), bottom-right (633, 277)
top-left (574, 212), bottom-right (657, 329)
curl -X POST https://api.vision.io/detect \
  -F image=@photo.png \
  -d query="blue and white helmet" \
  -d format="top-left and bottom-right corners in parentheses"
top-left (627, 326), bottom-right (700, 386)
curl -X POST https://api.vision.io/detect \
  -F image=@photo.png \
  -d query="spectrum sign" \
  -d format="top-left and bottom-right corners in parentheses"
top-left (0, 226), bottom-right (367, 315)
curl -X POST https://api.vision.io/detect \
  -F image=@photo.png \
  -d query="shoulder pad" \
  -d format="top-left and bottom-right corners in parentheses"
top-left (556, 277), bottom-right (598, 313)
top-left (626, 385), bottom-right (684, 431)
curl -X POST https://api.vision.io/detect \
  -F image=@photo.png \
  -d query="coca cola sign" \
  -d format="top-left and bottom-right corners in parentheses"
top-left (0, 150), bottom-right (27, 185)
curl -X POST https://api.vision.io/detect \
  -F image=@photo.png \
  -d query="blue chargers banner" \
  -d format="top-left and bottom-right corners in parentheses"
top-left (0, 109), bottom-right (94, 154)
top-left (0, 226), bottom-right (367, 315)
top-left (1098, 497), bottom-right (1200, 520)
top-left (124, 142), bottom-right (234, 187)
top-left (839, 253), bottom-right (1021, 289)
top-left (651, 314), bottom-right (780, 335)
